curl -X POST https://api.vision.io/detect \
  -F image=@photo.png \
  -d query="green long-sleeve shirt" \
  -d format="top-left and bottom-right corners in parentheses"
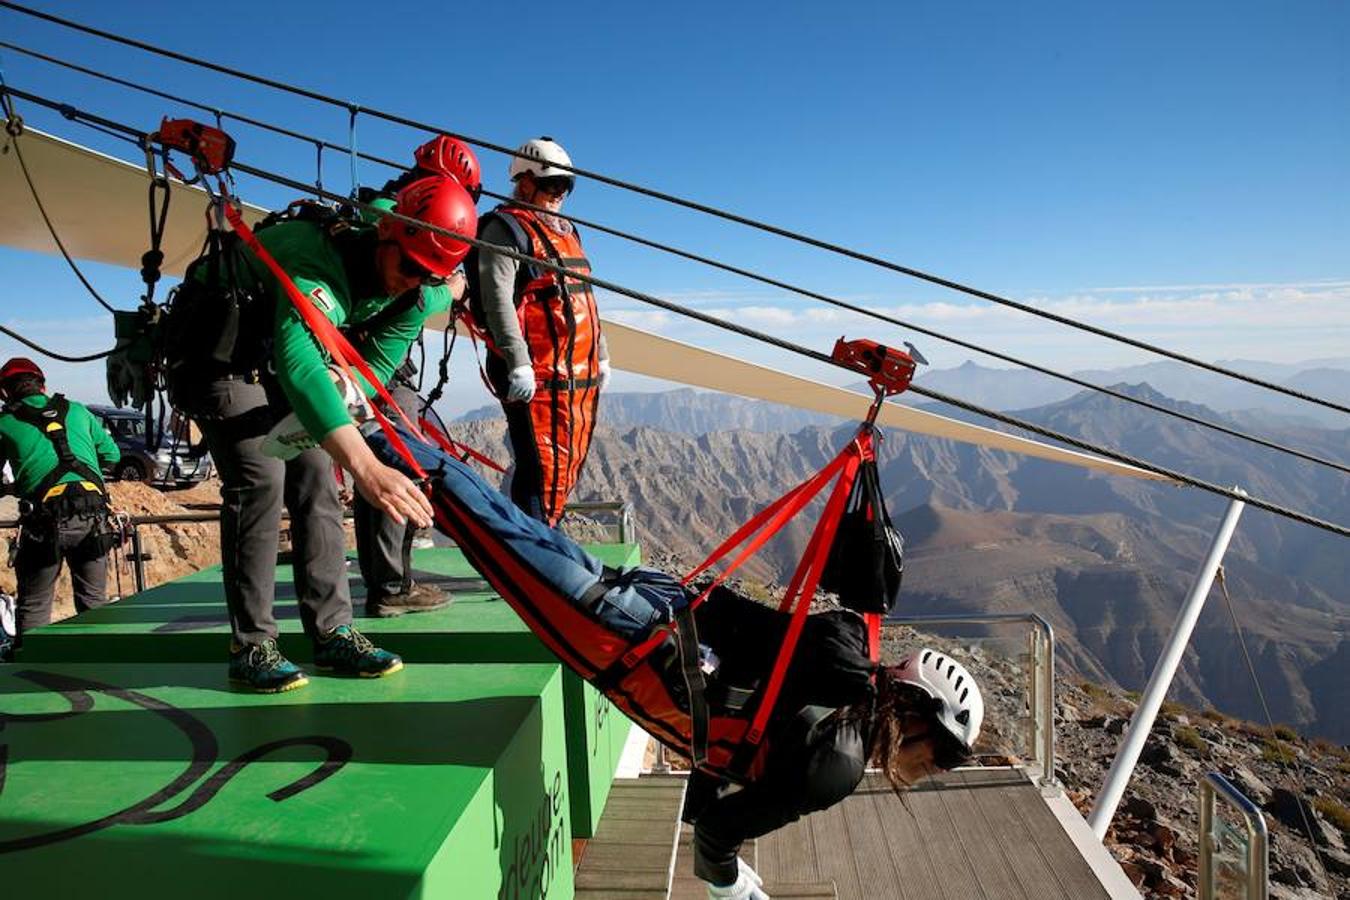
top-left (204, 218), bottom-right (450, 441)
top-left (0, 394), bottom-right (120, 498)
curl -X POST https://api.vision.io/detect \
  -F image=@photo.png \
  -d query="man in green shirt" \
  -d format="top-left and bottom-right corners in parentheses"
top-left (166, 173), bottom-right (476, 693)
top-left (0, 358), bottom-right (121, 642)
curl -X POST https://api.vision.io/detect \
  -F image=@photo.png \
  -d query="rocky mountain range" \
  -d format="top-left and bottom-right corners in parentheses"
top-left (446, 381), bottom-right (1350, 743)
top-left (911, 357), bottom-right (1350, 429)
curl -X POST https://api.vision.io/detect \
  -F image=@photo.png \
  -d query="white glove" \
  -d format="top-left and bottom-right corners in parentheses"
top-left (738, 858), bottom-right (764, 887)
top-left (705, 868), bottom-right (770, 900)
top-left (507, 365), bottom-right (537, 403)
top-left (261, 366), bottom-right (372, 460)
top-left (597, 359), bottom-right (612, 391)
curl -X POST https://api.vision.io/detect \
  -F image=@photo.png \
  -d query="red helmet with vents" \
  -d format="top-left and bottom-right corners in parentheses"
top-left (413, 135), bottom-right (482, 201)
top-left (386, 175), bottom-right (478, 278)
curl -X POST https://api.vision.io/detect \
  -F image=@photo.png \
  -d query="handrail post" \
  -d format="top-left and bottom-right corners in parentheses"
top-left (130, 524), bottom-right (146, 594)
top-left (1198, 772), bottom-right (1267, 900)
top-left (1088, 493), bottom-right (1246, 839)
top-left (1031, 614), bottom-right (1057, 790)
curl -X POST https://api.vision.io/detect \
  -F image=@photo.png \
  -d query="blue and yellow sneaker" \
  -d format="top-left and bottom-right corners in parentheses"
top-left (228, 639), bottom-right (308, 693)
top-left (313, 625), bottom-right (403, 678)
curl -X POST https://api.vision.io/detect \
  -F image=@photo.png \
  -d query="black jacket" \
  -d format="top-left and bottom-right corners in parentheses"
top-left (683, 590), bottom-right (875, 885)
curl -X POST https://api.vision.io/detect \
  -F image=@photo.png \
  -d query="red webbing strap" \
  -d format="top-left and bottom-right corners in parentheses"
top-left (219, 196), bottom-right (426, 477)
top-left (614, 444), bottom-right (852, 672)
top-left (418, 415), bottom-right (507, 474)
top-left (743, 446), bottom-right (864, 749)
top-left (682, 441), bottom-right (856, 594)
top-left (866, 613), bottom-right (881, 663)
top-left (615, 433), bottom-right (863, 674)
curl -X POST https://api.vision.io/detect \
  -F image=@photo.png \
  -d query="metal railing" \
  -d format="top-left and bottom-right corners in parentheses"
top-left (1199, 772), bottom-right (1268, 900)
top-left (885, 613), bottom-right (1057, 788)
top-left (565, 500), bottom-right (635, 545)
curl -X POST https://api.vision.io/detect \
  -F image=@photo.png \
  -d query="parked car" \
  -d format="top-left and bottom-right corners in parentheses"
top-left (87, 405), bottom-right (214, 486)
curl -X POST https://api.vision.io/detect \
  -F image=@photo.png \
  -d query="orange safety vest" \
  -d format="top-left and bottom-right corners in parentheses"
top-left (486, 206), bottom-right (602, 526)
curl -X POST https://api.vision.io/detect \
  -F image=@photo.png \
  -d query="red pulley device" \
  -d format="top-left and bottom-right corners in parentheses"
top-left (831, 337), bottom-right (917, 396)
top-left (152, 118), bottom-right (236, 175)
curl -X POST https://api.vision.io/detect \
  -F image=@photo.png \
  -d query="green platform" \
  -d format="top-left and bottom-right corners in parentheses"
top-left (17, 545), bottom-right (640, 838)
top-left (0, 663), bottom-right (572, 899)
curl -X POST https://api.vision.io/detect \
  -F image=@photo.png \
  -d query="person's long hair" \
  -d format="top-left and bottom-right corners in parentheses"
top-left (839, 666), bottom-right (943, 794)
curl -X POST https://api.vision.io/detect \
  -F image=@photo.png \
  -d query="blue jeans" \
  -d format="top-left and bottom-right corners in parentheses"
top-left (365, 426), bottom-right (688, 640)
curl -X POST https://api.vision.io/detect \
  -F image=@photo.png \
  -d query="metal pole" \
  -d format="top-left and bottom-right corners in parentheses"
top-left (1199, 779), bottom-right (1216, 900)
top-left (1035, 615), bottom-right (1058, 790)
top-left (130, 524), bottom-right (146, 594)
top-left (1088, 493), bottom-right (1247, 839)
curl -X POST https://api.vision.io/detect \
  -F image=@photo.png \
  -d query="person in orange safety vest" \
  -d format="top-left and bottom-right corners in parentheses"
top-left (466, 137), bottom-right (609, 526)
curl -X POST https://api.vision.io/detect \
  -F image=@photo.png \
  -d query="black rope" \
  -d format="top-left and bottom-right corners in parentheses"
top-left (0, 324), bottom-right (116, 361)
top-left (1, 96), bottom-right (119, 313)
top-left (5, 42), bottom-right (1346, 475)
top-left (0, 4), bottom-right (1344, 417)
top-left (6, 83), bottom-right (1350, 539)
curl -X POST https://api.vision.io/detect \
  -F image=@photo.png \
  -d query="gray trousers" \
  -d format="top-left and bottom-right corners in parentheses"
top-left (14, 511), bottom-right (109, 637)
top-left (188, 377), bottom-right (352, 646)
top-left (353, 381), bottom-right (420, 602)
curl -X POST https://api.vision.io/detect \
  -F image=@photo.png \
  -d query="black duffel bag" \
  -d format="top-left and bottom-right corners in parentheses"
top-left (819, 458), bottom-right (904, 614)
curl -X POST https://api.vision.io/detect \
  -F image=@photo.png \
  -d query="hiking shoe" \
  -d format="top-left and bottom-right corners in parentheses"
top-left (313, 625), bottom-right (403, 678)
top-left (228, 640), bottom-right (308, 693)
top-left (367, 582), bottom-right (453, 618)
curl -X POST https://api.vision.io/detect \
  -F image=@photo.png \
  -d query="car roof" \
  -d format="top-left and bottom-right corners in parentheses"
top-left (87, 405), bottom-right (142, 419)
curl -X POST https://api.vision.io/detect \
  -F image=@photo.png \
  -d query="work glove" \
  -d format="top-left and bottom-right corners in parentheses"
top-left (506, 365), bottom-right (537, 403)
top-left (705, 867), bottom-right (770, 900)
top-left (105, 350), bottom-right (150, 410)
top-left (597, 359), bottom-right (612, 391)
top-left (261, 366), bottom-right (371, 460)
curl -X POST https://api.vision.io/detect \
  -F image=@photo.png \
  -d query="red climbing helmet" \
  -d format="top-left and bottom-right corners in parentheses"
top-left (387, 175), bottom-right (478, 278)
top-left (0, 357), bottom-right (44, 383)
top-left (413, 135), bottom-right (482, 201)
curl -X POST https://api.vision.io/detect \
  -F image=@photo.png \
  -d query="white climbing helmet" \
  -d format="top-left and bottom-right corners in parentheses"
top-left (889, 648), bottom-right (985, 752)
top-left (508, 136), bottom-right (574, 182)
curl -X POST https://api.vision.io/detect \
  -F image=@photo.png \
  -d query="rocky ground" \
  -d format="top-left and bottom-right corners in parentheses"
top-left (897, 627), bottom-right (1350, 900)
top-left (0, 479), bottom-right (224, 619)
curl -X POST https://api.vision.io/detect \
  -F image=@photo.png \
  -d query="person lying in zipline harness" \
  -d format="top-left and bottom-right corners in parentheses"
top-left (359, 422), bottom-right (985, 900)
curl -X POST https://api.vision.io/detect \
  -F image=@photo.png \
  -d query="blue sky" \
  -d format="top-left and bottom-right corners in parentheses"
top-left (1, 0), bottom-right (1347, 413)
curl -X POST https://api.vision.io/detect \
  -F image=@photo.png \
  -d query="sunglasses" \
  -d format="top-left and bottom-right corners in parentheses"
top-left (398, 251), bottom-right (447, 287)
top-left (533, 175), bottom-right (574, 196)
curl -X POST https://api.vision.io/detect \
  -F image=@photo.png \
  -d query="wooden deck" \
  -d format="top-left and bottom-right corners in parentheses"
top-left (670, 769), bottom-right (1113, 900)
top-left (575, 776), bottom-right (687, 900)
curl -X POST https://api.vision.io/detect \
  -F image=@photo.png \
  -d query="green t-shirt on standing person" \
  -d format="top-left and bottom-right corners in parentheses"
top-left (0, 394), bottom-right (120, 500)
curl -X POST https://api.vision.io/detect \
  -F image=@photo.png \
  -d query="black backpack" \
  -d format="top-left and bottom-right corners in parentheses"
top-left (819, 458), bottom-right (905, 614)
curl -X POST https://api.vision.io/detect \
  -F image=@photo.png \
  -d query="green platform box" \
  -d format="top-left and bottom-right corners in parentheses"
top-left (0, 662), bottom-right (573, 900)
top-left (18, 544), bottom-right (642, 838)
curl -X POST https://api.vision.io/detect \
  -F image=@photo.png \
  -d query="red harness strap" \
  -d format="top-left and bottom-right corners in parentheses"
top-left (740, 441), bottom-right (865, 753)
top-left (218, 194), bottom-right (427, 478)
top-left (418, 415), bottom-right (507, 474)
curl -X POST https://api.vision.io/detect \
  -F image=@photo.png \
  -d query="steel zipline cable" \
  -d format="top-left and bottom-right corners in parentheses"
top-left (2, 43), bottom-right (1347, 479)
top-left (4, 84), bottom-right (1347, 541)
top-left (1, 1), bottom-right (1347, 418)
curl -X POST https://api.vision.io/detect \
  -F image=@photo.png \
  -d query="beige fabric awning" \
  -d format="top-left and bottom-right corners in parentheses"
top-left (0, 123), bottom-right (266, 277)
top-left (427, 311), bottom-right (1170, 482)
top-left (1, 122), bottom-right (1168, 482)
